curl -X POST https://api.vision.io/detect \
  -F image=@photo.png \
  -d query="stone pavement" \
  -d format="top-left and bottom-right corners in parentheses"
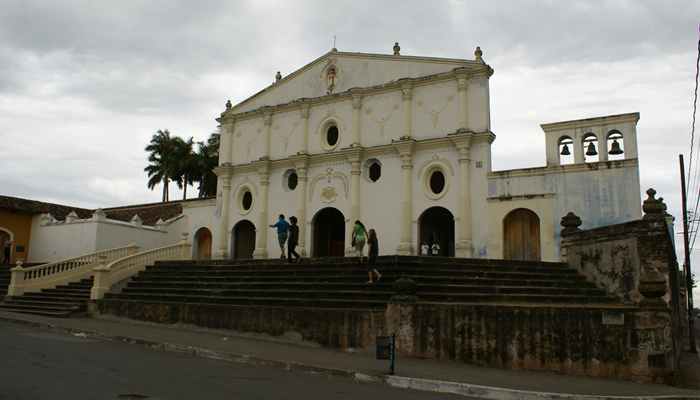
top-left (1, 310), bottom-right (699, 400)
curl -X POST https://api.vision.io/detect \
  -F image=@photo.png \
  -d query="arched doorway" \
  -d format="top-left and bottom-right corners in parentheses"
top-left (0, 228), bottom-right (12, 265)
top-left (193, 227), bottom-right (212, 260)
top-left (418, 207), bottom-right (455, 257)
top-left (312, 207), bottom-right (345, 257)
top-left (503, 208), bottom-right (541, 261)
top-left (232, 220), bottom-right (256, 260)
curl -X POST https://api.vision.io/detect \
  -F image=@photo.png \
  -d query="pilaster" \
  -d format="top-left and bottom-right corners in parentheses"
top-left (456, 71), bottom-right (470, 131)
top-left (219, 117), bottom-right (236, 164)
top-left (253, 160), bottom-right (270, 259)
top-left (393, 138), bottom-right (416, 255)
top-left (263, 110), bottom-right (273, 159)
top-left (214, 166), bottom-right (233, 259)
top-left (401, 82), bottom-right (413, 139)
top-left (300, 102), bottom-right (311, 154)
top-left (450, 131), bottom-right (473, 257)
top-left (295, 156), bottom-right (310, 256)
top-left (346, 148), bottom-right (363, 255)
top-left (351, 91), bottom-right (363, 147)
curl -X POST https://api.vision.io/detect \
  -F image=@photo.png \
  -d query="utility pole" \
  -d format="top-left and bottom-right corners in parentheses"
top-left (679, 154), bottom-right (697, 352)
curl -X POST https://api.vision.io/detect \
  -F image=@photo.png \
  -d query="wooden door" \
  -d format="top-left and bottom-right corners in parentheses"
top-left (197, 229), bottom-right (212, 260)
top-left (503, 209), bottom-right (541, 261)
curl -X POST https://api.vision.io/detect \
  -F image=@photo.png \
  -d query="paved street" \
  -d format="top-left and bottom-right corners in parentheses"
top-left (0, 321), bottom-right (461, 400)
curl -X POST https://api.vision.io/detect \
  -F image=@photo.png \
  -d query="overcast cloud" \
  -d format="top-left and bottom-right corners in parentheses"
top-left (2, 1), bottom-right (700, 274)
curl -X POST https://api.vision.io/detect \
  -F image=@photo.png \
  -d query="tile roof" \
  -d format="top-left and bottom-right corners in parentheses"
top-left (0, 195), bottom-right (208, 226)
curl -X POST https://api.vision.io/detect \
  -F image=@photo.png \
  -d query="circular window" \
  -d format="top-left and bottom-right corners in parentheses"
top-left (241, 191), bottom-right (253, 210)
top-left (429, 170), bottom-right (445, 194)
top-left (287, 171), bottom-right (298, 190)
top-left (326, 125), bottom-right (339, 146)
top-left (369, 162), bottom-right (381, 182)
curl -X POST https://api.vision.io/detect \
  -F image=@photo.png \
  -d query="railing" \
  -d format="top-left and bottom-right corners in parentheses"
top-left (7, 245), bottom-right (139, 297)
top-left (91, 235), bottom-right (191, 300)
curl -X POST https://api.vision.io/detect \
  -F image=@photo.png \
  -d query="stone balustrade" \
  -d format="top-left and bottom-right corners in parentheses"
top-left (6, 245), bottom-right (138, 297)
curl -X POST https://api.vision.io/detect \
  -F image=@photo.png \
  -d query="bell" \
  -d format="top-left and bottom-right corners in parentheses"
top-left (608, 139), bottom-right (623, 155)
top-left (585, 141), bottom-right (598, 156)
top-left (560, 143), bottom-right (571, 156)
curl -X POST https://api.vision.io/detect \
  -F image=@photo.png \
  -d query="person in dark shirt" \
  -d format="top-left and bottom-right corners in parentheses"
top-left (366, 229), bottom-right (381, 284)
top-left (287, 216), bottom-right (301, 263)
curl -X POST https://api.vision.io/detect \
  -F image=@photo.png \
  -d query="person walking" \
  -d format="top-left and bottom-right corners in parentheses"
top-left (351, 220), bottom-right (367, 263)
top-left (270, 214), bottom-right (290, 260)
top-left (366, 229), bottom-right (381, 284)
top-left (3, 239), bottom-right (11, 265)
top-left (287, 216), bottom-right (301, 263)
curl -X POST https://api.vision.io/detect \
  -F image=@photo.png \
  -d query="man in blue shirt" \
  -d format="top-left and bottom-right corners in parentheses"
top-left (270, 214), bottom-right (290, 260)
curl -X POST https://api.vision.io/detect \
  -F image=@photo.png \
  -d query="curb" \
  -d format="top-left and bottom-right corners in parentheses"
top-left (1, 314), bottom-right (699, 400)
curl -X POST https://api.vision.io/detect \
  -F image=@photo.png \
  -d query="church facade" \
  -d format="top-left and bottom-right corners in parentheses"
top-left (186, 45), bottom-right (642, 262)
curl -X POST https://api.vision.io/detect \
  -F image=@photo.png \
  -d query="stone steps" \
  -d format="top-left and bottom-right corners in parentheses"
top-left (0, 277), bottom-right (93, 317)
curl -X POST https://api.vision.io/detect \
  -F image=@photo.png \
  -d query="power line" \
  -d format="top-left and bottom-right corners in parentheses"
top-left (686, 25), bottom-right (700, 251)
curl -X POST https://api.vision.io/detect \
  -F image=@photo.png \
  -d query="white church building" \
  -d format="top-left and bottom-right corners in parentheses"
top-left (184, 44), bottom-right (642, 263)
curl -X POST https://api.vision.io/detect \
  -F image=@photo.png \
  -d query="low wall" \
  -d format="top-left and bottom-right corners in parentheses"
top-left (386, 303), bottom-right (674, 383)
top-left (99, 300), bottom-right (385, 349)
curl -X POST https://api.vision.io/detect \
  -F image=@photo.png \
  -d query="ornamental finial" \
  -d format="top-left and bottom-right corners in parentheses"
top-left (393, 42), bottom-right (401, 55)
top-left (474, 46), bottom-right (483, 63)
top-left (225, 99), bottom-right (232, 110)
top-left (275, 71), bottom-right (282, 82)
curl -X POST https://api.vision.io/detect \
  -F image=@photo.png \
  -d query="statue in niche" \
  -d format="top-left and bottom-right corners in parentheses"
top-left (326, 65), bottom-right (337, 94)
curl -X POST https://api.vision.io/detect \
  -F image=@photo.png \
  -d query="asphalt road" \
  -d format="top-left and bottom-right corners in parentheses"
top-left (0, 321), bottom-right (463, 400)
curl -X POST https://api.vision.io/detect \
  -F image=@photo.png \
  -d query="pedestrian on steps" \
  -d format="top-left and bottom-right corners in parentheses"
top-left (366, 229), bottom-right (381, 284)
top-left (287, 216), bottom-right (301, 263)
top-left (270, 214), bottom-right (290, 260)
top-left (351, 220), bottom-right (368, 263)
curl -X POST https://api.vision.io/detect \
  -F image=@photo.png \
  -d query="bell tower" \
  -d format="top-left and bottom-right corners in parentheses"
top-left (540, 112), bottom-right (640, 167)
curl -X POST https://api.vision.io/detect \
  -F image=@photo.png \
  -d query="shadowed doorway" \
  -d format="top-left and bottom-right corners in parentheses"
top-left (418, 207), bottom-right (455, 257)
top-left (312, 207), bottom-right (345, 257)
top-left (232, 220), bottom-right (256, 260)
top-left (193, 227), bottom-right (212, 260)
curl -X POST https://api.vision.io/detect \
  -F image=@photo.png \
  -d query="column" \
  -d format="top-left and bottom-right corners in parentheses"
top-left (253, 162), bottom-right (270, 259)
top-left (300, 103), bottom-right (310, 154)
top-left (401, 83), bottom-right (413, 138)
top-left (597, 129), bottom-right (608, 162)
top-left (453, 136), bottom-right (473, 257)
top-left (573, 129), bottom-right (584, 164)
top-left (351, 92), bottom-right (362, 146)
top-left (347, 150), bottom-right (362, 255)
top-left (296, 160), bottom-right (309, 256)
top-left (456, 72), bottom-right (469, 130)
top-left (217, 169), bottom-right (232, 259)
top-left (263, 111), bottom-right (273, 159)
top-left (395, 141), bottom-right (415, 255)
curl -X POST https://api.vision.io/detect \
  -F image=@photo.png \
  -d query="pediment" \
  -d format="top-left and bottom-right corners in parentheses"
top-left (231, 50), bottom-right (480, 114)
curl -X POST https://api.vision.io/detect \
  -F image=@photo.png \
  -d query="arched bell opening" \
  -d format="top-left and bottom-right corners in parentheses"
top-left (607, 130), bottom-right (625, 161)
top-left (231, 220), bottom-right (256, 260)
top-left (503, 208), bottom-right (541, 261)
top-left (312, 207), bottom-right (345, 257)
top-left (582, 133), bottom-right (599, 163)
top-left (558, 136), bottom-right (574, 165)
top-left (418, 207), bottom-right (455, 257)
top-left (192, 227), bottom-right (213, 260)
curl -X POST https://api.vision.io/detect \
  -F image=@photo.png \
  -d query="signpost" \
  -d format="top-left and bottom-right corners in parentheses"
top-left (376, 334), bottom-right (396, 374)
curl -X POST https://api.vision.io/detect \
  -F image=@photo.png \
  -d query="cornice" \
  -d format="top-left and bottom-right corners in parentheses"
top-left (221, 65), bottom-right (493, 123)
top-left (488, 158), bottom-right (638, 179)
top-left (540, 112), bottom-right (640, 132)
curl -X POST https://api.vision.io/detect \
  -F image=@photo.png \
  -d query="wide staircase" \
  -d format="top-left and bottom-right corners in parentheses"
top-left (0, 278), bottom-right (93, 317)
top-left (102, 256), bottom-right (620, 309)
top-left (0, 266), bottom-right (11, 298)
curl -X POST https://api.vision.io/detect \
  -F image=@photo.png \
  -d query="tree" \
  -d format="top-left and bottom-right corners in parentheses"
top-left (194, 132), bottom-right (219, 198)
top-left (172, 137), bottom-right (197, 200)
top-left (144, 129), bottom-right (179, 202)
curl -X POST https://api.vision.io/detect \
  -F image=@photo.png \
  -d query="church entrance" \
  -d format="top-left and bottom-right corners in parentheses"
top-left (503, 208), bottom-right (541, 261)
top-left (0, 228), bottom-right (12, 265)
top-left (418, 207), bottom-right (455, 257)
top-left (232, 220), bottom-right (256, 260)
top-left (193, 227), bottom-right (212, 260)
top-left (312, 207), bottom-right (345, 257)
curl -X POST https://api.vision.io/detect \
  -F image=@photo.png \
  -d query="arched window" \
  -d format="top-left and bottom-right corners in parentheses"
top-left (283, 169), bottom-right (298, 191)
top-left (607, 130), bottom-right (625, 160)
top-left (582, 133), bottom-right (599, 163)
top-left (369, 162), bottom-right (381, 182)
top-left (558, 136), bottom-right (574, 165)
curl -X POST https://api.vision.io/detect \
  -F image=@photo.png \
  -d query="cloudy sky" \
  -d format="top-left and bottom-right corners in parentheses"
top-left (1, 2), bottom-right (700, 236)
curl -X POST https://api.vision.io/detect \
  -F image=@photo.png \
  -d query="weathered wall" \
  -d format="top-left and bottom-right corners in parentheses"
top-left (0, 210), bottom-right (33, 264)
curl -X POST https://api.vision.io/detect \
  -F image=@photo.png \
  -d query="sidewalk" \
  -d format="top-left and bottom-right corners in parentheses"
top-left (1, 310), bottom-right (699, 400)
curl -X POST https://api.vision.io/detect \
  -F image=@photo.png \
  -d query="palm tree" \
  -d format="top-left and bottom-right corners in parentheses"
top-left (173, 137), bottom-right (198, 200)
top-left (145, 129), bottom-right (179, 202)
top-left (194, 133), bottom-right (219, 198)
